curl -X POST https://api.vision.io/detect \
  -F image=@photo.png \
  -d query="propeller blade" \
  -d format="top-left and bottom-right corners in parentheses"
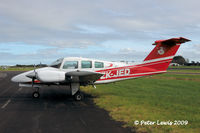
top-left (32, 77), bottom-right (35, 87)
top-left (26, 71), bottom-right (36, 78)
top-left (26, 69), bottom-right (37, 87)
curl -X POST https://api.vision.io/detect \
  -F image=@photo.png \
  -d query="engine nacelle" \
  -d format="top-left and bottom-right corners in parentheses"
top-left (36, 69), bottom-right (66, 83)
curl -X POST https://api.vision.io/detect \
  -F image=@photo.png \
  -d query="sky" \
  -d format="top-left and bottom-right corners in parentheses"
top-left (0, 0), bottom-right (200, 65)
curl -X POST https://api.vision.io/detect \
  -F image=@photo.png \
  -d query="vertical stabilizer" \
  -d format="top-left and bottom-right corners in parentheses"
top-left (142, 37), bottom-right (190, 72)
top-left (144, 37), bottom-right (190, 62)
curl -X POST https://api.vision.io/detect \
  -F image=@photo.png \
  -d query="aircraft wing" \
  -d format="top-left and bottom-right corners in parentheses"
top-left (65, 70), bottom-right (104, 84)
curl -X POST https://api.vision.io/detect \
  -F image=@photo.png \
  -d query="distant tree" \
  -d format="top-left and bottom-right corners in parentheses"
top-left (16, 64), bottom-right (22, 67)
top-left (191, 61), bottom-right (195, 66)
top-left (171, 56), bottom-right (186, 65)
top-left (36, 64), bottom-right (47, 67)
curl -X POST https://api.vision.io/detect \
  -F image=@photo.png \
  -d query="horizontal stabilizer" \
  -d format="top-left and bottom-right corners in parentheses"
top-left (153, 37), bottom-right (191, 45)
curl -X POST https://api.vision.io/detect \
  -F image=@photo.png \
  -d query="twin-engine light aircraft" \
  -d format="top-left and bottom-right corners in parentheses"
top-left (11, 37), bottom-right (190, 101)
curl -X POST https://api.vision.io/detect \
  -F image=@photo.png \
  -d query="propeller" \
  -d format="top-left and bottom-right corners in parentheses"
top-left (32, 77), bottom-right (35, 87)
top-left (32, 64), bottom-right (36, 87)
top-left (26, 64), bottom-right (37, 87)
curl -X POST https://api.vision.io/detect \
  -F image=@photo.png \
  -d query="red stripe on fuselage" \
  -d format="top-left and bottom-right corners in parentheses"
top-left (96, 58), bottom-right (172, 81)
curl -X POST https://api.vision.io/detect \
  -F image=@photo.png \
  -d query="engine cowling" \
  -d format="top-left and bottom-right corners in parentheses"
top-left (36, 69), bottom-right (66, 83)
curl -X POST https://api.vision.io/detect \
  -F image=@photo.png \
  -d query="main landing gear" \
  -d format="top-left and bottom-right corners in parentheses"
top-left (74, 91), bottom-right (84, 101)
top-left (32, 87), bottom-right (40, 98)
top-left (70, 83), bottom-right (84, 101)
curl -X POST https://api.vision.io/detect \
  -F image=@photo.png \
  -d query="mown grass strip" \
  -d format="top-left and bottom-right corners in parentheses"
top-left (167, 69), bottom-right (200, 73)
top-left (168, 66), bottom-right (200, 69)
top-left (0, 67), bottom-right (37, 71)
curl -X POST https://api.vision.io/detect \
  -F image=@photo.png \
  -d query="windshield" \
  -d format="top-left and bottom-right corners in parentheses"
top-left (49, 58), bottom-right (63, 68)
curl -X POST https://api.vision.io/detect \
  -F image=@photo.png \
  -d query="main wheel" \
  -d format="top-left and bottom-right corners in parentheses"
top-left (74, 92), bottom-right (84, 101)
top-left (32, 91), bottom-right (40, 98)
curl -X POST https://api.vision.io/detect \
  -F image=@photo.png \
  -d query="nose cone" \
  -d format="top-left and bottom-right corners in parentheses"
top-left (11, 75), bottom-right (19, 82)
top-left (11, 74), bottom-right (28, 83)
top-left (11, 71), bottom-right (34, 83)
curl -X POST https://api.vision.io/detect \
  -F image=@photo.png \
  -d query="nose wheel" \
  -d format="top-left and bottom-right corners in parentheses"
top-left (32, 91), bottom-right (40, 98)
top-left (32, 87), bottom-right (40, 98)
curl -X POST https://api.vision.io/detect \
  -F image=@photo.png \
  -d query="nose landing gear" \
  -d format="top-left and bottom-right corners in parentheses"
top-left (32, 87), bottom-right (40, 98)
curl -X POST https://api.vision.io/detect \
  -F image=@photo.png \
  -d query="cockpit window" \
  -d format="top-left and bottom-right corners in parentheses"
top-left (63, 61), bottom-right (78, 69)
top-left (49, 58), bottom-right (63, 68)
top-left (95, 61), bottom-right (104, 68)
top-left (81, 61), bottom-right (92, 68)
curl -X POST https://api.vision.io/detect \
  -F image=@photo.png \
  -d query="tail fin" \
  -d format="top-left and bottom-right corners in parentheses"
top-left (142, 37), bottom-right (190, 72)
top-left (144, 37), bottom-right (190, 61)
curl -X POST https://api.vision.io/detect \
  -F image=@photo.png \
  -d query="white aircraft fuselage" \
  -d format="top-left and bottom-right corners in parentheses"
top-left (11, 57), bottom-right (130, 85)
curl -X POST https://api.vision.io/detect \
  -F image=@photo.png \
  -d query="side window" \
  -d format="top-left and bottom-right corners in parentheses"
top-left (95, 62), bottom-right (104, 68)
top-left (81, 61), bottom-right (92, 68)
top-left (63, 61), bottom-right (78, 69)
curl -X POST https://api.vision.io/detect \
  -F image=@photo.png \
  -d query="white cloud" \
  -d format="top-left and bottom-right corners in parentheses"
top-left (119, 48), bottom-right (135, 54)
top-left (0, 0), bottom-right (199, 64)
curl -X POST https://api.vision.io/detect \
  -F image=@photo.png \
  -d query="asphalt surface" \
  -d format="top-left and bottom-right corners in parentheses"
top-left (0, 71), bottom-right (132, 133)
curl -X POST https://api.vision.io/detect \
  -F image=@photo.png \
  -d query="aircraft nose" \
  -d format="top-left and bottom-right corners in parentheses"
top-left (11, 71), bottom-right (34, 83)
top-left (11, 75), bottom-right (19, 82)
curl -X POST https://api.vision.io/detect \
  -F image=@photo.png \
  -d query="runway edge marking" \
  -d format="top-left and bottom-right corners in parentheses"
top-left (1, 99), bottom-right (11, 109)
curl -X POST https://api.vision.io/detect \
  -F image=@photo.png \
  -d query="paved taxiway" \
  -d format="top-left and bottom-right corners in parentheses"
top-left (0, 71), bottom-right (132, 133)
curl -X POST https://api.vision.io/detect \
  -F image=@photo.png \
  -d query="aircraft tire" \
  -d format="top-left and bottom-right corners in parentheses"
top-left (74, 92), bottom-right (84, 101)
top-left (32, 91), bottom-right (40, 98)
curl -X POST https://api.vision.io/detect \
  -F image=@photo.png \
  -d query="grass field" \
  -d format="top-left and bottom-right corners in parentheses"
top-left (167, 69), bottom-right (200, 73)
top-left (167, 66), bottom-right (200, 73)
top-left (82, 72), bottom-right (200, 133)
top-left (0, 67), bottom-right (36, 71)
top-left (167, 70), bottom-right (200, 73)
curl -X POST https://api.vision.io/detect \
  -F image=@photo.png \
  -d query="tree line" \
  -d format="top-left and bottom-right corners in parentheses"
top-left (172, 56), bottom-right (200, 66)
